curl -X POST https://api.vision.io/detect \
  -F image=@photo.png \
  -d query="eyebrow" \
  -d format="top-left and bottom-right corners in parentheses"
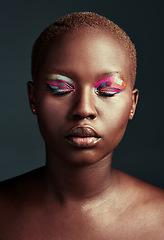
top-left (46, 74), bottom-right (73, 81)
top-left (47, 69), bottom-right (74, 78)
top-left (46, 69), bottom-right (123, 82)
top-left (96, 71), bottom-right (121, 79)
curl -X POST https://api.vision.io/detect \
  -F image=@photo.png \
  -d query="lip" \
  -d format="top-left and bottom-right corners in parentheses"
top-left (65, 126), bottom-right (101, 148)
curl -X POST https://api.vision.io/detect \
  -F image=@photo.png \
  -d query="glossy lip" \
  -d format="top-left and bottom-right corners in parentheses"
top-left (65, 126), bottom-right (101, 148)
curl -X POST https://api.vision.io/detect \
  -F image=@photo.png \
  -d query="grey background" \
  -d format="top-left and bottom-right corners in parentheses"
top-left (0, 0), bottom-right (164, 188)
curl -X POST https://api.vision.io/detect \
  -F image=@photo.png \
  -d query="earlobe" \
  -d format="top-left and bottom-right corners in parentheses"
top-left (27, 81), bottom-right (36, 114)
top-left (129, 88), bottom-right (139, 120)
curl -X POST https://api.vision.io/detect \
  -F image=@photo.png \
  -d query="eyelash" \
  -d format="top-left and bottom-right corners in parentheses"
top-left (45, 84), bottom-right (73, 95)
top-left (45, 80), bottom-right (75, 95)
top-left (94, 86), bottom-right (121, 97)
top-left (95, 91), bottom-right (116, 97)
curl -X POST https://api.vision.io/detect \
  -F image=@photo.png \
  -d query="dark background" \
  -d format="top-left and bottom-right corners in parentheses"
top-left (0, 0), bottom-right (164, 188)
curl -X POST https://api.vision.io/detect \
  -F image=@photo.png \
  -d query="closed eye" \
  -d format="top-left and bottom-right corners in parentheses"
top-left (45, 74), bottom-right (75, 95)
top-left (94, 76), bottom-right (126, 97)
top-left (45, 82), bottom-right (74, 95)
top-left (94, 88), bottom-right (122, 97)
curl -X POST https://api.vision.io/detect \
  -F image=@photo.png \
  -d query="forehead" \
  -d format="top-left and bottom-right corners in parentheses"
top-left (41, 28), bottom-right (131, 83)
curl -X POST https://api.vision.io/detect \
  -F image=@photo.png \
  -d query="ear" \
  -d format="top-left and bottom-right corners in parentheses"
top-left (27, 81), bottom-right (36, 114)
top-left (129, 88), bottom-right (139, 120)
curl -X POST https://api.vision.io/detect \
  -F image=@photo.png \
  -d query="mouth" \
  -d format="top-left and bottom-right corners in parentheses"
top-left (65, 126), bottom-right (101, 148)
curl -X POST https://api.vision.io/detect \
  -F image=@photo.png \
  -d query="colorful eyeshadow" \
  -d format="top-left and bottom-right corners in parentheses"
top-left (45, 74), bottom-right (75, 95)
top-left (94, 75), bottom-right (126, 96)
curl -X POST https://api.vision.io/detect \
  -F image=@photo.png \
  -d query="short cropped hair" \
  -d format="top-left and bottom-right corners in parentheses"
top-left (31, 12), bottom-right (137, 86)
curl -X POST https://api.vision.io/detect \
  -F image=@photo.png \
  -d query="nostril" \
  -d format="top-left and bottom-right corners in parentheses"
top-left (86, 115), bottom-right (96, 120)
top-left (73, 114), bottom-right (82, 120)
top-left (72, 114), bottom-right (96, 120)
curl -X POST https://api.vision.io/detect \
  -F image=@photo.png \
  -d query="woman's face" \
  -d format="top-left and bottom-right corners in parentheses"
top-left (28, 29), bottom-right (138, 166)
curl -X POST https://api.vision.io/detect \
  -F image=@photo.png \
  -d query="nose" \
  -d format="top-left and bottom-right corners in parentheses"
top-left (69, 87), bottom-right (97, 120)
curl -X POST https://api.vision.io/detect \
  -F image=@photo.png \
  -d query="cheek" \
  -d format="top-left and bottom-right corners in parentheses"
top-left (100, 96), bottom-right (131, 143)
top-left (35, 96), bottom-right (67, 141)
top-left (114, 99), bottom-right (131, 128)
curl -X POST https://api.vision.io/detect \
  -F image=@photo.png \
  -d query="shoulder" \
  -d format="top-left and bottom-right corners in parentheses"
top-left (135, 183), bottom-right (164, 238)
top-left (118, 169), bottom-right (164, 210)
top-left (136, 181), bottom-right (164, 225)
top-left (115, 169), bottom-right (164, 199)
top-left (0, 167), bottom-right (46, 236)
top-left (113, 170), bottom-right (164, 238)
top-left (117, 170), bottom-right (164, 232)
top-left (0, 167), bottom-right (45, 205)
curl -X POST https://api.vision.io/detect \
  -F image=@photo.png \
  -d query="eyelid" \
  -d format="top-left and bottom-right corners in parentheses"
top-left (94, 77), bottom-right (113, 88)
top-left (46, 74), bottom-right (74, 83)
top-left (94, 76), bottom-right (126, 93)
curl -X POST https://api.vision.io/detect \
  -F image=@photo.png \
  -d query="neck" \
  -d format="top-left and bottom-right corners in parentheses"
top-left (45, 148), bottom-right (115, 203)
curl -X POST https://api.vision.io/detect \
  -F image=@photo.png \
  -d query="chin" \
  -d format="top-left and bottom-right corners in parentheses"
top-left (58, 148), bottom-right (111, 167)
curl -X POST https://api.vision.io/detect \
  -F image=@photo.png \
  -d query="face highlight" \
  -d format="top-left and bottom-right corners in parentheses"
top-left (45, 74), bottom-right (75, 95)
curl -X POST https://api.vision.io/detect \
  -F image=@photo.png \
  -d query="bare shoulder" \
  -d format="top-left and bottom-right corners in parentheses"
top-left (0, 167), bottom-right (45, 205)
top-left (118, 169), bottom-right (164, 211)
top-left (0, 167), bottom-right (47, 239)
top-left (133, 174), bottom-right (164, 223)
top-left (0, 167), bottom-right (46, 229)
top-left (115, 170), bottom-right (164, 238)
top-left (116, 169), bottom-right (164, 198)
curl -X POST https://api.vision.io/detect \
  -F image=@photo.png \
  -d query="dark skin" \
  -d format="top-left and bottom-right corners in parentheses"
top-left (0, 28), bottom-right (164, 240)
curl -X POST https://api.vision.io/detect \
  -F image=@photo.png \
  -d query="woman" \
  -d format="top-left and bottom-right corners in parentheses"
top-left (0, 12), bottom-right (163, 239)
